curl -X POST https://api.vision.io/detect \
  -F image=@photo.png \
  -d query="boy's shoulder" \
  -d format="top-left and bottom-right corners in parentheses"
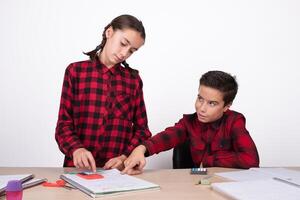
top-left (222, 110), bottom-right (247, 126)
top-left (182, 113), bottom-right (198, 123)
top-left (224, 110), bottom-right (245, 119)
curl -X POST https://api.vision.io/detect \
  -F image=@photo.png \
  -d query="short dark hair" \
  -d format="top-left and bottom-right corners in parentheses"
top-left (200, 70), bottom-right (238, 106)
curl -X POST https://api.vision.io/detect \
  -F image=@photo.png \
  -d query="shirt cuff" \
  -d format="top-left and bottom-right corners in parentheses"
top-left (142, 140), bottom-right (155, 157)
top-left (68, 145), bottom-right (84, 158)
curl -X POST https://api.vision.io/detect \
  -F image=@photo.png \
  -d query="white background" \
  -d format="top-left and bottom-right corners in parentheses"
top-left (0, 0), bottom-right (299, 168)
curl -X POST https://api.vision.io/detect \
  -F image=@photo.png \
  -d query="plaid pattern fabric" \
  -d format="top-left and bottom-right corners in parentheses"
top-left (144, 110), bottom-right (259, 169)
top-left (55, 59), bottom-right (151, 167)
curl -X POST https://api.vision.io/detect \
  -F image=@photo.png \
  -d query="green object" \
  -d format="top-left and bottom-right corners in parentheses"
top-left (200, 179), bottom-right (211, 185)
top-left (195, 175), bottom-right (213, 185)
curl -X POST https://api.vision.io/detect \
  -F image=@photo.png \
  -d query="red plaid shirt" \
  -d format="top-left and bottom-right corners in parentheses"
top-left (55, 59), bottom-right (151, 167)
top-left (144, 110), bottom-right (259, 169)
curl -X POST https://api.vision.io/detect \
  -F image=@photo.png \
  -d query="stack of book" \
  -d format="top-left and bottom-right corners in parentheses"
top-left (0, 174), bottom-right (47, 195)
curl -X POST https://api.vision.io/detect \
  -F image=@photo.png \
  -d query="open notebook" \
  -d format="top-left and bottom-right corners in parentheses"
top-left (215, 167), bottom-right (300, 186)
top-left (61, 169), bottom-right (160, 198)
top-left (212, 168), bottom-right (300, 200)
top-left (212, 179), bottom-right (300, 200)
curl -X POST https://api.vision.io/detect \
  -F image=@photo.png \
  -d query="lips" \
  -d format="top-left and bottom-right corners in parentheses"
top-left (198, 113), bottom-right (206, 119)
top-left (114, 55), bottom-right (123, 63)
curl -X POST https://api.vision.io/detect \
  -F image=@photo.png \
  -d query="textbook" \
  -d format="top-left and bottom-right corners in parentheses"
top-left (61, 169), bottom-right (160, 198)
top-left (0, 174), bottom-right (34, 194)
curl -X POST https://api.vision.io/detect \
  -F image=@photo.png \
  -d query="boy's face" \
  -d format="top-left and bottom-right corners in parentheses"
top-left (195, 85), bottom-right (231, 123)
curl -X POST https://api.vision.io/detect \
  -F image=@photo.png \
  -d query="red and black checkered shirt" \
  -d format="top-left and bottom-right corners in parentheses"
top-left (144, 110), bottom-right (259, 169)
top-left (55, 59), bottom-right (151, 167)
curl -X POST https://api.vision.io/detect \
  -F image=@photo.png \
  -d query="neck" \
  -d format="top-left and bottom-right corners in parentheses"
top-left (98, 51), bottom-right (114, 68)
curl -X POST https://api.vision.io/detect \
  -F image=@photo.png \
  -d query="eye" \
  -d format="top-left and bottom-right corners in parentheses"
top-left (209, 101), bottom-right (217, 107)
top-left (197, 96), bottom-right (204, 102)
top-left (121, 42), bottom-right (126, 46)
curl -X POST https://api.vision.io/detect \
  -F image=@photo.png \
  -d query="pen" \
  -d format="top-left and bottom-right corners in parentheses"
top-left (273, 177), bottom-right (300, 188)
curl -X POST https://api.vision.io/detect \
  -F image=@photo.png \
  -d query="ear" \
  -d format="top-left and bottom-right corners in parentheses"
top-left (223, 102), bottom-right (232, 112)
top-left (105, 26), bottom-right (114, 39)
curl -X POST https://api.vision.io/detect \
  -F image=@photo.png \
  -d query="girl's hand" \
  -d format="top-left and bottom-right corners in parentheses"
top-left (73, 148), bottom-right (96, 172)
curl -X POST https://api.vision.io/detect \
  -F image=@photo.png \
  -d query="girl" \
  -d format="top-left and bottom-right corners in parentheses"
top-left (55, 14), bottom-right (151, 172)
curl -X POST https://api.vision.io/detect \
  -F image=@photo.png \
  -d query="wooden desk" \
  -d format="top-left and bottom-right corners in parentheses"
top-left (0, 167), bottom-right (240, 200)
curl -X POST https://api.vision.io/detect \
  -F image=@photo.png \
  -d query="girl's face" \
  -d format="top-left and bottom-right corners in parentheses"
top-left (195, 85), bottom-right (231, 123)
top-left (101, 27), bottom-right (145, 67)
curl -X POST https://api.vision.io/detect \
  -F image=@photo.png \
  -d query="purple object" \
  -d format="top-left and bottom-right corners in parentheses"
top-left (6, 180), bottom-right (23, 200)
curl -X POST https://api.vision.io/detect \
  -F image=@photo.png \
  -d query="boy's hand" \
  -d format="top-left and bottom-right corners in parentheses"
top-left (121, 145), bottom-right (147, 175)
top-left (73, 148), bottom-right (96, 172)
top-left (103, 155), bottom-right (127, 171)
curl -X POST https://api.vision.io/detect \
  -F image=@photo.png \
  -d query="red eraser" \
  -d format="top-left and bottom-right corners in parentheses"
top-left (77, 173), bottom-right (103, 180)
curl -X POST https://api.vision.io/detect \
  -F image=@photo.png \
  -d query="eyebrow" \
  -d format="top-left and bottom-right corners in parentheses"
top-left (198, 94), bottom-right (219, 104)
top-left (123, 38), bottom-right (139, 51)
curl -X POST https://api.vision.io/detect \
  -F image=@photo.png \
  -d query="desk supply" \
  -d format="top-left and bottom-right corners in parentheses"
top-left (0, 174), bottom-right (34, 194)
top-left (273, 177), bottom-right (300, 188)
top-left (6, 180), bottom-right (23, 200)
top-left (22, 178), bottom-right (47, 189)
top-left (42, 179), bottom-right (75, 190)
top-left (77, 173), bottom-right (103, 180)
top-left (196, 175), bottom-right (213, 185)
top-left (191, 168), bottom-right (207, 175)
top-left (61, 169), bottom-right (160, 198)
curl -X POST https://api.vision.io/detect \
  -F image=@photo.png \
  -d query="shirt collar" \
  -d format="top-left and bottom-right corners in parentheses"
top-left (93, 58), bottom-right (122, 75)
top-left (197, 112), bottom-right (226, 130)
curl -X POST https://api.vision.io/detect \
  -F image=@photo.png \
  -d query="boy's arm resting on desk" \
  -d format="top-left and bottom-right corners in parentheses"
top-left (123, 77), bottom-right (152, 155)
top-left (55, 66), bottom-right (84, 157)
top-left (203, 115), bottom-right (259, 169)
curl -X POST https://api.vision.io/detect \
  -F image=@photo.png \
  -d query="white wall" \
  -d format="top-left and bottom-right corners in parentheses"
top-left (0, 0), bottom-right (300, 168)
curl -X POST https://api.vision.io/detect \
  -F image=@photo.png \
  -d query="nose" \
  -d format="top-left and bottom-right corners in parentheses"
top-left (198, 101), bottom-right (207, 113)
top-left (120, 48), bottom-right (130, 59)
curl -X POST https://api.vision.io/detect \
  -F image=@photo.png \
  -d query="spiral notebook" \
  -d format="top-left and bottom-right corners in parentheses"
top-left (61, 169), bottom-right (160, 198)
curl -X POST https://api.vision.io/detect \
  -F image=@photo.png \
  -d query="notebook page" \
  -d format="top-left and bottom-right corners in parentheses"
top-left (215, 169), bottom-right (273, 181)
top-left (212, 179), bottom-right (300, 200)
top-left (62, 169), bottom-right (159, 195)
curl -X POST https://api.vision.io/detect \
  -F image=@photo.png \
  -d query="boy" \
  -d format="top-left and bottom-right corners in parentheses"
top-left (122, 70), bottom-right (259, 175)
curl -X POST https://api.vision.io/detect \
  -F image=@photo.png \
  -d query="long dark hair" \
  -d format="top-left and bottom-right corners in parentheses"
top-left (84, 14), bottom-right (146, 69)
